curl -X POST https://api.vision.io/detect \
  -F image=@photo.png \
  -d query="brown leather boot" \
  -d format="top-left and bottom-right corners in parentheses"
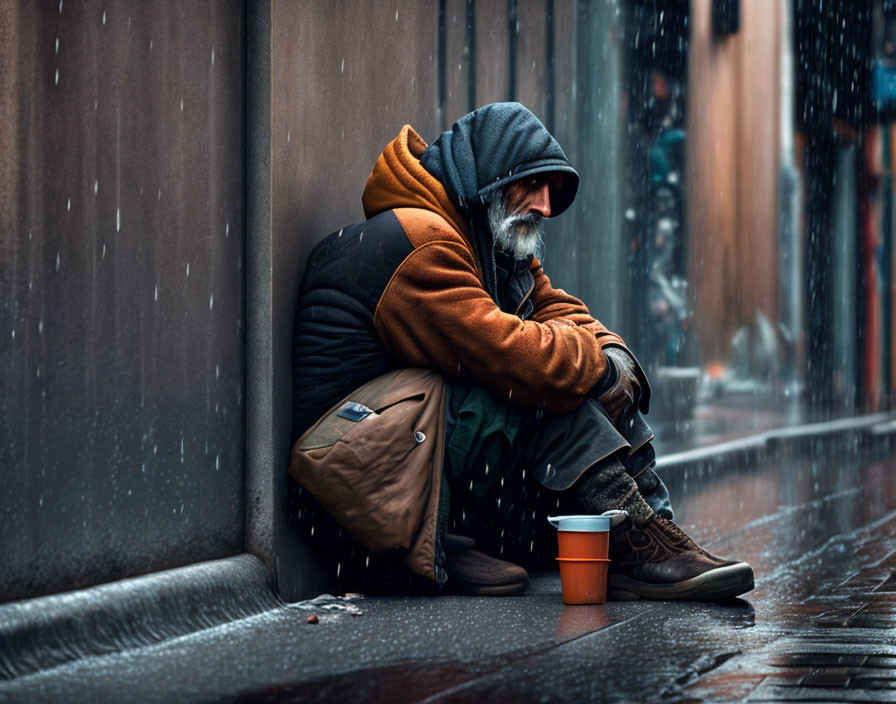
top-left (443, 534), bottom-right (529, 596)
top-left (608, 516), bottom-right (754, 601)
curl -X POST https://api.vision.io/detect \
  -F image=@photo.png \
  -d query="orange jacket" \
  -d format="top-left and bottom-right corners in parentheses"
top-left (361, 125), bottom-right (629, 415)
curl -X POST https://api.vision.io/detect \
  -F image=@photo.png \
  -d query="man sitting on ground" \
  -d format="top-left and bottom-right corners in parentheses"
top-left (290, 102), bottom-right (753, 601)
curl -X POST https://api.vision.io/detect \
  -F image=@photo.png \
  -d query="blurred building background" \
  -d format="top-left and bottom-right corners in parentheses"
top-left (2, 0), bottom-right (895, 602)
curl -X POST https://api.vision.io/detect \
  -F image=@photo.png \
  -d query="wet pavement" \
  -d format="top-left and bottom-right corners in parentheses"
top-left (4, 431), bottom-right (896, 702)
top-left (652, 391), bottom-right (809, 455)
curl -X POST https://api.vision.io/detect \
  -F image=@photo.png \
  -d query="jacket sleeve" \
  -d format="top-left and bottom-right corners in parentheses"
top-left (373, 241), bottom-right (611, 414)
top-left (527, 259), bottom-right (651, 414)
top-left (528, 258), bottom-right (627, 348)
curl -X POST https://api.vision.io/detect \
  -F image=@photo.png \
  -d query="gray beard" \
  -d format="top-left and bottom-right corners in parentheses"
top-left (487, 195), bottom-right (545, 260)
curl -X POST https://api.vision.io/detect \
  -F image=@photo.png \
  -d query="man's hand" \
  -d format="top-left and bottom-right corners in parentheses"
top-left (597, 347), bottom-right (641, 425)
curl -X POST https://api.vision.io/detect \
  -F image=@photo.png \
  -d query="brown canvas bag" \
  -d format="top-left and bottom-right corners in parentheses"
top-left (288, 368), bottom-right (447, 582)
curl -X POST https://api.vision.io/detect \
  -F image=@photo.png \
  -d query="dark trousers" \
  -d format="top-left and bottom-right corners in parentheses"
top-left (444, 381), bottom-right (673, 570)
top-left (289, 376), bottom-right (675, 592)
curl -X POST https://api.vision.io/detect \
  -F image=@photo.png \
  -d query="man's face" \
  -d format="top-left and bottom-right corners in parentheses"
top-left (488, 173), bottom-right (562, 260)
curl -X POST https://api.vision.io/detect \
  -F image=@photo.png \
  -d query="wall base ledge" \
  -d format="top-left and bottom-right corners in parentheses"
top-left (0, 553), bottom-right (278, 681)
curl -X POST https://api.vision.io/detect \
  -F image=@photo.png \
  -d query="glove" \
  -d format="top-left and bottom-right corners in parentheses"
top-left (597, 347), bottom-right (641, 425)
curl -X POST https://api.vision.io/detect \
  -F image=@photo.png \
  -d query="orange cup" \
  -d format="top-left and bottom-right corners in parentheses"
top-left (548, 515), bottom-right (612, 605)
top-left (557, 529), bottom-right (609, 560)
top-left (556, 557), bottom-right (611, 604)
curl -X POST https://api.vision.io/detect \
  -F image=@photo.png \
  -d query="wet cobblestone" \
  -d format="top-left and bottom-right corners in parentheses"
top-left (681, 508), bottom-right (896, 703)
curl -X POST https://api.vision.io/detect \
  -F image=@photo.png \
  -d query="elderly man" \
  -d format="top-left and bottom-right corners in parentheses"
top-left (290, 102), bottom-right (753, 601)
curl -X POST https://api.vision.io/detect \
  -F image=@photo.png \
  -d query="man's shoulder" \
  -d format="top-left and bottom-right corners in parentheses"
top-left (302, 210), bottom-right (413, 287)
top-left (391, 207), bottom-right (470, 251)
top-left (308, 210), bottom-right (408, 257)
top-left (303, 207), bottom-right (471, 283)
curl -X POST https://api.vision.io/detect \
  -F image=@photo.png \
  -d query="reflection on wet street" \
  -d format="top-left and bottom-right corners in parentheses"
top-left (665, 438), bottom-right (896, 702)
top-left (396, 435), bottom-right (896, 703)
top-left (5, 434), bottom-right (896, 703)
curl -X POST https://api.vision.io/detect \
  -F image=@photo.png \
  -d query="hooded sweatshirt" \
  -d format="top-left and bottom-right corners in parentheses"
top-left (293, 104), bottom-right (631, 438)
top-left (418, 102), bottom-right (579, 302)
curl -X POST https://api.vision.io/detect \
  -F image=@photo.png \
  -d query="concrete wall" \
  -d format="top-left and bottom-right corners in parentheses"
top-left (1, 0), bottom-right (629, 603)
top-left (0, 1), bottom-right (246, 601)
top-left (247, 0), bottom-right (444, 601)
top-left (549, 0), bottom-right (628, 337)
top-left (253, 0), bottom-right (629, 599)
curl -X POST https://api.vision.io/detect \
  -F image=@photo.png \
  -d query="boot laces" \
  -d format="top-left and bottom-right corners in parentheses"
top-left (654, 517), bottom-right (696, 547)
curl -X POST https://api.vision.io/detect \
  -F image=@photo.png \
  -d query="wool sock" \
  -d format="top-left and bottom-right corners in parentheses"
top-left (574, 456), bottom-right (655, 526)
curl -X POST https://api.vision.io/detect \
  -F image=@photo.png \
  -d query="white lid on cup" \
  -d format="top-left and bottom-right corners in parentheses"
top-left (546, 510), bottom-right (628, 532)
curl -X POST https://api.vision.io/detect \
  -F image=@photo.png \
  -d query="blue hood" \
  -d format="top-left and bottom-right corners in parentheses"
top-left (420, 102), bottom-right (579, 218)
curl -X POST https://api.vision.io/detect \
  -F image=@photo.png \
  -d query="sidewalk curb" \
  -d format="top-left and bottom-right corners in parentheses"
top-left (656, 412), bottom-right (896, 471)
top-left (0, 553), bottom-right (278, 681)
